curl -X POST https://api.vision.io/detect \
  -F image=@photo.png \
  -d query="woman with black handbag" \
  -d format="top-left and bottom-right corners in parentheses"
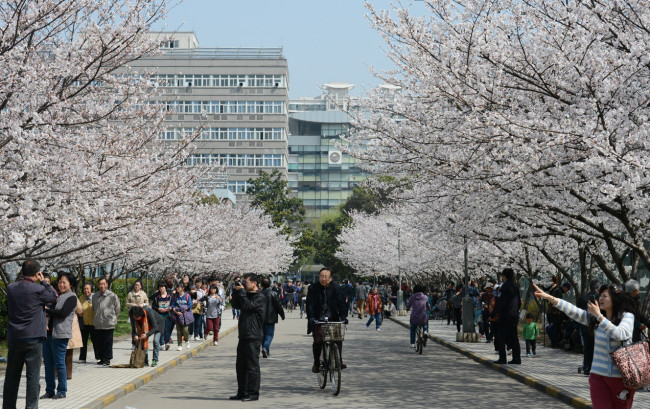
top-left (532, 282), bottom-right (640, 409)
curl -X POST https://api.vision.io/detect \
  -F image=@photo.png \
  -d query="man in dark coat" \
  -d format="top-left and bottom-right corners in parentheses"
top-left (3, 260), bottom-right (58, 409)
top-left (261, 278), bottom-right (285, 358)
top-left (493, 268), bottom-right (522, 364)
top-left (625, 279), bottom-right (650, 343)
top-left (230, 273), bottom-right (266, 402)
top-left (306, 268), bottom-right (348, 373)
top-left (577, 278), bottom-right (601, 375)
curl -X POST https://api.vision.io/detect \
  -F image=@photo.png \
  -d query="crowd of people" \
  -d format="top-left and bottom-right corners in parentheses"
top-left (2, 263), bottom-right (234, 407)
top-left (336, 270), bottom-right (648, 409)
top-left (4, 261), bottom-right (649, 408)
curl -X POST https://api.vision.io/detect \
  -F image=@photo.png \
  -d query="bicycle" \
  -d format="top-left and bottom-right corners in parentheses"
top-left (286, 294), bottom-right (295, 312)
top-left (314, 320), bottom-right (346, 396)
top-left (414, 324), bottom-right (426, 354)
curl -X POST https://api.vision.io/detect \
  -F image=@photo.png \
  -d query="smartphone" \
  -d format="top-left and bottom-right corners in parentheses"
top-left (588, 294), bottom-right (596, 303)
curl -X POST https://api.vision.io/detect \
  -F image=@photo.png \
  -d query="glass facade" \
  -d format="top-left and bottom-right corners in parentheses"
top-left (288, 114), bottom-right (368, 220)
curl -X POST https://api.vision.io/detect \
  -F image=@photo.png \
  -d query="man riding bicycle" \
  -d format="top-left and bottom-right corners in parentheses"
top-left (306, 268), bottom-right (348, 373)
top-left (406, 284), bottom-right (431, 348)
top-left (283, 280), bottom-right (295, 308)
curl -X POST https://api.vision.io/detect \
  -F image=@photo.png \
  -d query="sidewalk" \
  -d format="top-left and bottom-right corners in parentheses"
top-left (389, 315), bottom-right (650, 408)
top-left (0, 317), bottom-right (238, 409)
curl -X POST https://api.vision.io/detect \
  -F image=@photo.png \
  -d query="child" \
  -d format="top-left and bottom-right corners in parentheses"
top-left (522, 312), bottom-right (540, 358)
top-left (384, 299), bottom-right (397, 317)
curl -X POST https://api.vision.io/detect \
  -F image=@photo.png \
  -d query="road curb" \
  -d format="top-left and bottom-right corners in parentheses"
top-left (79, 324), bottom-right (238, 409)
top-left (388, 317), bottom-right (592, 409)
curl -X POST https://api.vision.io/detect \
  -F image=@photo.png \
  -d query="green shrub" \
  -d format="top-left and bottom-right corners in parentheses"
top-left (525, 299), bottom-right (540, 321)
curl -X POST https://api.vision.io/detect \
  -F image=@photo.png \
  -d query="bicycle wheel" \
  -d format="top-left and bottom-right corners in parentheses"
top-left (414, 327), bottom-right (422, 353)
top-left (317, 345), bottom-right (328, 389)
top-left (330, 343), bottom-right (342, 396)
top-left (417, 327), bottom-right (424, 355)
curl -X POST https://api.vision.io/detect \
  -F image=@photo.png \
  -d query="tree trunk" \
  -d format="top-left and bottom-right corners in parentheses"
top-left (579, 247), bottom-right (587, 297)
top-left (631, 250), bottom-right (640, 280)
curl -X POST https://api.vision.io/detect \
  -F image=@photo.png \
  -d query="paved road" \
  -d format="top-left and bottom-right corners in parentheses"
top-left (106, 313), bottom-right (571, 409)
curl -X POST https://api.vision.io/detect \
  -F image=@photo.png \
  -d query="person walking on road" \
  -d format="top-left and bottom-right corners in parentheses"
top-left (152, 281), bottom-right (173, 350)
top-left (355, 281), bottom-right (367, 319)
top-left (533, 282), bottom-right (636, 409)
top-left (365, 287), bottom-right (384, 331)
top-left (306, 268), bottom-right (349, 373)
top-left (229, 274), bottom-right (266, 402)
top-left (299, 280), bottom-right (309, 318)
top-left (444, 282), bottom-right (455, 326)
top-left (3, 260), bottom-right (58, 409)
top-left (204, 285), bottom-right (224, 346)
top-left (171, 282), bottom-right (193, 351)
top-left (261, 278), bottom-right (285, 358)
top-left (342, 280), bottom-right (354, 317)
top-left (492, 268), bottom-right (522, 365)
top-left (91, 277), bottom-right (121, 366)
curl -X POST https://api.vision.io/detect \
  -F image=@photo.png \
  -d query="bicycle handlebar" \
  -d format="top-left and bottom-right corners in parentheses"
top-left (313, 320), bottom-right (347, 325)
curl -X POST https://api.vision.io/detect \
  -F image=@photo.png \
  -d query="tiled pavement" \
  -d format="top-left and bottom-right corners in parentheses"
top-left (390, 314), bottom-right (650, 408)
top-left (0, 317), bottom-right (238, 409)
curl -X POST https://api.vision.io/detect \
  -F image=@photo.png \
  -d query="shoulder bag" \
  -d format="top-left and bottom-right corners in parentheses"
top-left (610, 334), bottom-right (650, 389)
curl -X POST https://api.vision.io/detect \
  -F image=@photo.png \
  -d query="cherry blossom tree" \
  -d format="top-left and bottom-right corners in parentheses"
top-left (0, 1), bottom-right (294, 291)
top-left (343, 0), bottom-right (650, 300)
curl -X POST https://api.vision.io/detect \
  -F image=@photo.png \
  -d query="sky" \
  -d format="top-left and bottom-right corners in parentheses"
top-left (151, 0), bottom-right (425, 99)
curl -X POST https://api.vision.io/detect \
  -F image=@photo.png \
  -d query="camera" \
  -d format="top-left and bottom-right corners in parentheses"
top-left (234, 279), bottom-right (242, 286)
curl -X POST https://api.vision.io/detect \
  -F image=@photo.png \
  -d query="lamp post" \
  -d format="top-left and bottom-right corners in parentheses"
top-left (386, 221), bottom-right (404, 313)
top-left (397, 227), bottom-right (404, 312)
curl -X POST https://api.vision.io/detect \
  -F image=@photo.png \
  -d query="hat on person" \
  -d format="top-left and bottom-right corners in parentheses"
top-left (484, 283), bottom-right (494, 290)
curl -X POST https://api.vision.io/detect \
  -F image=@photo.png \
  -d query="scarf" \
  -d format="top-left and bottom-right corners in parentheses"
top-left (135, 313), bottom-right (149, 350)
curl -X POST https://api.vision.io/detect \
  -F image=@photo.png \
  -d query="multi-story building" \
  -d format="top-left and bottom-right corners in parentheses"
top-left (132, 32), bottom-right (290, 203)
top-left (288, 83), bottom-right (370, 220)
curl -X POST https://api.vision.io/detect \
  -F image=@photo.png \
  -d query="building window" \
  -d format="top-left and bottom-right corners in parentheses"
top-left (150, 74), bottom-right (286, 88)
top-left (227, 181), bottom-right (252, 194)
top-left (162, 127), bottom-right (285, 141)
top-left (161, 40), bottom-right (180, 49)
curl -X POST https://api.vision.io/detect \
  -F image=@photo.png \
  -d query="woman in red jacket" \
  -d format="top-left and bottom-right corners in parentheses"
top-left (365, 287), bottom-right (384, 331)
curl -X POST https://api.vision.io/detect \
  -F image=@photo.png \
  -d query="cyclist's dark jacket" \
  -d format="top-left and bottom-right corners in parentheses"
top-left (231, 288), bottom-right (265, 340)
top-left (262, 288), bottom-right (285, 325)
top-left (306, 281), bottom-right (347, 334)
